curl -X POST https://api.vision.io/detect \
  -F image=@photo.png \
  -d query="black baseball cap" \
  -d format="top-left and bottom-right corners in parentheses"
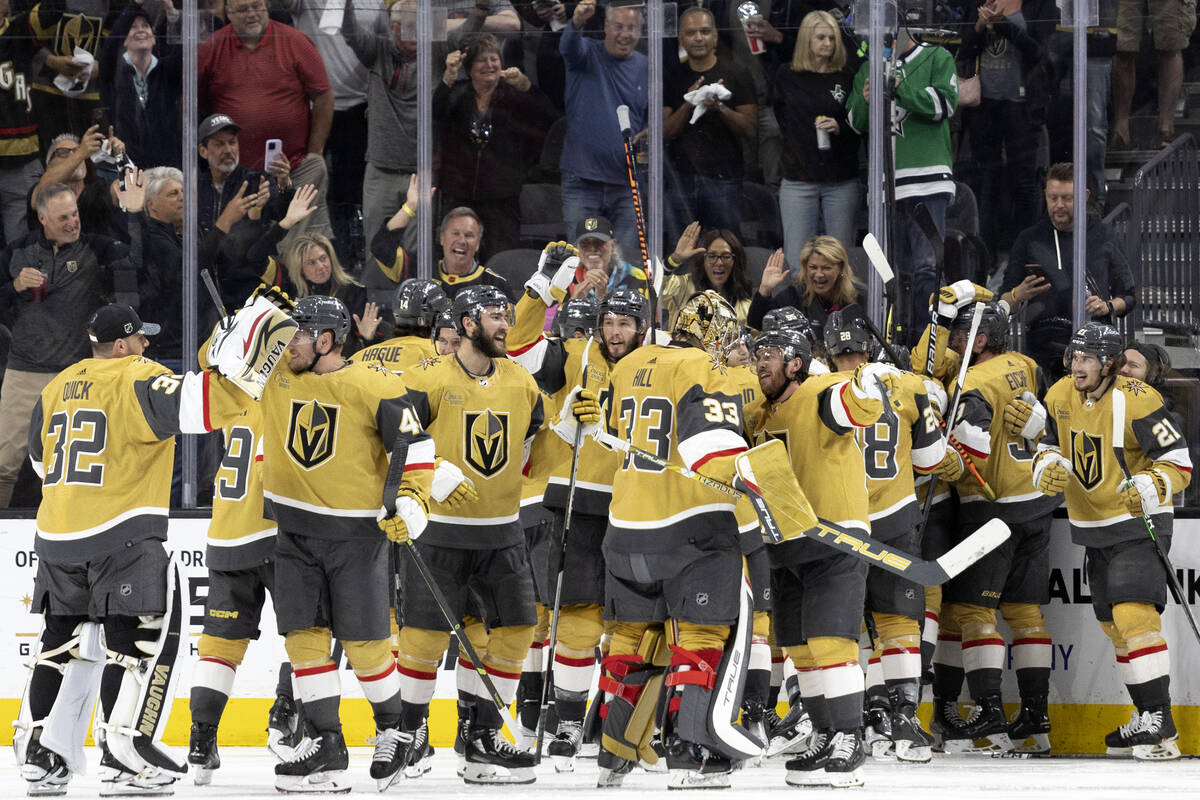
top-left (198, 113), bottom-right (241, 143)
top-left (88, 304), bottom-right (161, 344)
top-left (575, 216), bottom-right (615, 243)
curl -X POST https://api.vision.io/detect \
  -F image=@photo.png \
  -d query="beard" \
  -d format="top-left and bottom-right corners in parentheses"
top-left (470, 325), bottom-right (506, 359)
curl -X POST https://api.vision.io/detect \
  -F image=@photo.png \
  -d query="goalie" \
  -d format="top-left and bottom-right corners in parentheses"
top-left (16, 300), bottom-right (295, 796)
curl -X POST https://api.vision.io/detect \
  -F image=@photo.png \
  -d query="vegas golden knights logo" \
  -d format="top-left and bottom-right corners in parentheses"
top-left (1071, 429), bottom-right (1104, 490)
top-left (287, 400), bottom-right (340, 470)
top-left (464, 410), bottom-right (508, 477)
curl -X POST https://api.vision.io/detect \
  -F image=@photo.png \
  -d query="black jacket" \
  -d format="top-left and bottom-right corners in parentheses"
top-left (0, 230), bottom-right (139, 372)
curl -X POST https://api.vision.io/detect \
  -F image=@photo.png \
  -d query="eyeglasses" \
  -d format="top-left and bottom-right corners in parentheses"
top-left (704, 253), bottom-right (734, 264)
top-left (228, 2), bottom-right (266, 15)
top-left (50, 147), bottom-right (78, 160)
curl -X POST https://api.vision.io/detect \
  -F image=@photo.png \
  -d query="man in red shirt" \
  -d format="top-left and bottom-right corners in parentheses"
top-left (199, 0), bottom-right (334, 241)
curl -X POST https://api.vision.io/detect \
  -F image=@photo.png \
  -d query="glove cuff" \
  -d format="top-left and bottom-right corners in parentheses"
top-left (524, 272), bottom-right (554, 306)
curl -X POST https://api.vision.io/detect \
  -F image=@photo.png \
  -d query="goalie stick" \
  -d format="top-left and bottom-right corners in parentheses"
top-left (594, 430), bottom-right (1009, 585)
top-left (1111, 389), bottom-right (1200, 645)
top-left (381, 436), bottom-right (521, 736)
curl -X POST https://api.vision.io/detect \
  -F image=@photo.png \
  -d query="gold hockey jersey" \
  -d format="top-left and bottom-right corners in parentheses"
top-left (605, 344), bottom-right (749, 552)
top-left (508, 293), bottom-right (620, 516)
top-left (520, 391), bottom-right (558, 525)
top-left (952, 351), bottom-right (1059, 523)
top-left (756, 370), bottom-right (881, 565)
top-left (352, 335), bottom-right (437, 373)
top-left (208, 404), bottom-right (277, 571)
top-left (402, 355), bottom-right (545, 549)
top-left (259, 357), bottom-right (435, 539)
top-left (858, 370), bottom-right (945, 537)
top-left (1040, 375), bottom-right (1192, 547)
top-left (29, 357), bottom-right (249, 563)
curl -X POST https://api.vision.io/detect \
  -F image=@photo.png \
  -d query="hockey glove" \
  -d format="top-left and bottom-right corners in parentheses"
top-left (525, 242), bottom-right (581, 305)
top-left (431, 458), bottom-right (478, 507)
top-left (853, 362), bottom-right (901, 402)
top-left (248, 282), bottom-right (296, 311)
top-left (551, 385), bottom-right (602, 444)
top-left (206, 295), bottom-right (298, 400)
top-left (923, 378), bottom-right (948, 418)
top-left (1002, 391), bottom-right (1047, 440)
top-left (1120, 471), bottom-right (1168, 518)
top-left (1031, 451), bottom-right (1070, 496)
top-left (376, 488), bottom-right (429, 543)
top-left (929, 280), bottom-right (994, 322)
top-left (932, 446), bottom-right (965, 482)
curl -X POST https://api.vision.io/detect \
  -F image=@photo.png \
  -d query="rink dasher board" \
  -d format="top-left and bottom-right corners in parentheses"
top-left (0, 515), bottom-right (1198, 754)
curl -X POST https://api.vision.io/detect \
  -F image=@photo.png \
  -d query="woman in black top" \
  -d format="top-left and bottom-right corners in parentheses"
top-left (747, 234), bottom-right (862, 344)
top-left (774, 10), bottom-right (861, 271)
top-left (434, 34), bottom-right (557, 263)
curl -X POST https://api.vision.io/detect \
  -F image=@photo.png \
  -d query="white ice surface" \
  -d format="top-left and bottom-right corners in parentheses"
top-left (5, 749), bottom-right (1200, 799)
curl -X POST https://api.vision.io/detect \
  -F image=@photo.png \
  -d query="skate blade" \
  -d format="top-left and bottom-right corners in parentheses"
top-left (551, 754), bottom-right (576, 773)
top-left (667, 769), bottom-right (732, 789)
top-left (942, 733), bottom-right (1011, 754)
top-left (1009, 734), bottom-right (1051, 754)
top-left (193, 766), bottom-right (215, 786)
top-left (894, 742), bottom-right (932, 763)
top-left (1132, 738), bottom-right (1181, 761)
top-left (826, 767), bottom-right (865, 788)
top-left (1105, 745), bottom-right (1133, 756)
top-left (462, 763), bottom-right (535, 785)
top-left (404, 757), bottom-right (434, 779)
top-left (868, 739), bottom-right (896, 761)
top-left (274, 770), bottom-right (351, 794)
top-left (785, 768), bottom-right (832, 787)
top-left (25, 782), bottom-right (68, 798)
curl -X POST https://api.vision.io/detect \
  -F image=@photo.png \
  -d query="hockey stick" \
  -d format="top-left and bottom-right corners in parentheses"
top-left (912, 202), bottom-right (945, 379)
top-left (200, 269), bottom-right (229, 318)
top-left (918, 302), bottom-right (984, 536)
top-left (382, 436), bottom-right (522, 736)
top-left (617, 104), bottom-right (656, 340)
top-left (534, 343), bottom-right (592, 760)
top-left (1110, 389), bottom-right (1200, 645)
top-left (593, 430), bottom-right (1008, 585)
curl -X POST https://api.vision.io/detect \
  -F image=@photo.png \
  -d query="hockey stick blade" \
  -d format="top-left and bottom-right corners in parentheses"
top-left (862, 233), bottom-right (895, 284)
top-left (933, 519), bottom-right (1011, 581)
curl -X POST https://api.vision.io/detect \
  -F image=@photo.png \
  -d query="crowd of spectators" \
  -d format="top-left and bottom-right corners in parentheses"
top-left (0, 0), bottom-right (1195, 507)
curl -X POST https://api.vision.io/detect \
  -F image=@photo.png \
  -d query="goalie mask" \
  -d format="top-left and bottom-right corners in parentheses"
top-left (451, 285), bottom-right (514, 335)
top-left (292, 295), bottom-right (351, 347)
top-left (673, 290), bottom-right (739, 362)
top-left (394, 278), bottom-right (450, 327)
top-left (1063, 321), bottom-right (1124, 371)
top-left (555, 295), bottom-right (600, 339)
top-left (822, 309), bottom-right (872, 357)
top-left (951, 300), bottom-right (1010, 354)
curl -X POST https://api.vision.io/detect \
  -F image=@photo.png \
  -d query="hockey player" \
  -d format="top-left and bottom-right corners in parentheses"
top-left (17, 302), bottom-right (293, 796)
top-left (352, 278), bottom-right (449, 371)
top-left (393, 285), bottom-right (549, 785)
top-left (508, 243), bottom-right (647, 771)
top-left (1034, 323), bottom-right (1192, 759)
top-left (259, 295), bottom-right (435, 792)
top-left (821, 310), bottom-right (958, 763)
top-left (752, 322), bottom-right (891, 787)
top-left (587, 290), bottom-right (757, 789)
top-left (929, 296), bottom-right (1060, 753)
top-left (433, 307), bottom-right (462, 355)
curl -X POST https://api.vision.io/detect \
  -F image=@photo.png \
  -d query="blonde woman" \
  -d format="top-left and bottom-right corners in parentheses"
top-left (747, 235), bottom-right (861, 343)
top-left (774, 11), bottom-right (860, 272)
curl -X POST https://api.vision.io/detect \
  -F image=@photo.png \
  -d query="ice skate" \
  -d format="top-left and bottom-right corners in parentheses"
top-left (21, 732), bottom-right (71, 797)
top-left (824, 730), bottom-right (865, 788)
top-left (97, 743), bottom-right (178, 797)
top-left (741, 699), bottom-right (769, 767)
top-left (890, 684), bottom-right (934, 763)
top-left (267, 695), bottom-right (305, 762)
top-left (864, 706), bottom-right (895, 760)
top-left (369, 723), bottom-right (413, 790)
top-left (1118, 706), bottom-right (1180, 761)
top-left (547, 720), bottom-right (584, 773)
top-left (404, 721), bottom-right (434, 778)
top-left (640, 734), bottom-right (668, 773)
top-left (941, 696), bottom-right (1011, 753)
top-left (765, 703), bottom-right (813, 757)
top-left (783, 729), bottom-right (832, 786)
top-left (665, 738), bottom-right (733, 789)
top-left (187, 722), bottom-right (220, 786)
top-left (1007, 695), bottom-right (1051, 754)
top-left (273, 731), bottom-right (350, 794)
top-left (597, 748), bottom-right (635, 788)
top-left (462, 725), bottom-right (537, 784)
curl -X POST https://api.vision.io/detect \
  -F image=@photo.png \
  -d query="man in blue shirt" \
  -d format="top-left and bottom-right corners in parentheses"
top-left (559, 0), bottom-right (648, 260)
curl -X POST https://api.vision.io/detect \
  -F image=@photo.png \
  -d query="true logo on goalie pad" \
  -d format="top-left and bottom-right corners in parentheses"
top-left (1070, 429), bottom-right (1104, 490)
top-left (464, 410), bottom-right (508, 477)
top-left (287, 399), bottom-right (340, 469)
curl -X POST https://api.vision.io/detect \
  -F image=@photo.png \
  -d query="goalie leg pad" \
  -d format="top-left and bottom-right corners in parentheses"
top-left (100, 562), bottom-right (187, 776)
top-left (599, 624), bottom-right (666, 764)
top-left (735, 440), bottom-right (818, 541)
top-left (24, 618), bottom-right (104, 777)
